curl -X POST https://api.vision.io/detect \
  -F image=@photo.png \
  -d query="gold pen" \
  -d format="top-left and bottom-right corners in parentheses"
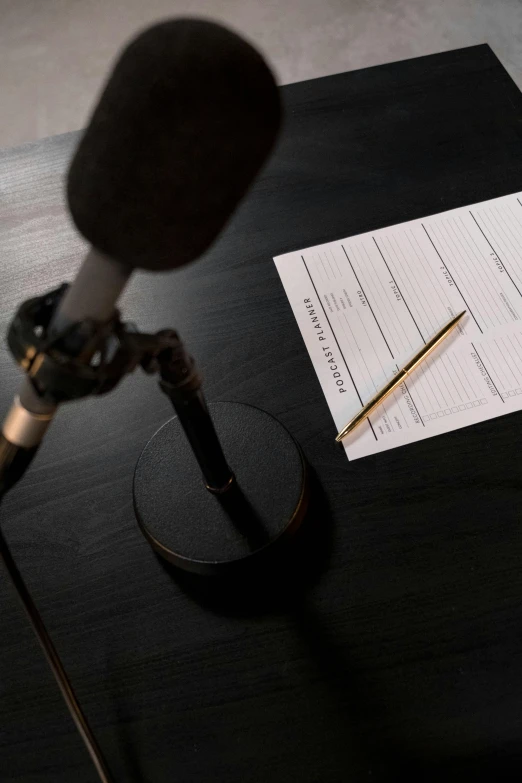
top-left (335, 310), bottom-right (466, 442)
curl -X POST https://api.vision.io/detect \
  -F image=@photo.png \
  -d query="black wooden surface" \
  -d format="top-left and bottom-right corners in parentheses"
top-left (2, 45), bottom-right (522, 782)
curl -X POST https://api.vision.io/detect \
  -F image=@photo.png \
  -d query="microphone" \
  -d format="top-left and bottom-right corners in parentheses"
top-left (67, 18), bottom-right (281, 272)
top-left (1, 18), bottom-right (281, 491)
top-left (0, 23), bottom-right (288, 783)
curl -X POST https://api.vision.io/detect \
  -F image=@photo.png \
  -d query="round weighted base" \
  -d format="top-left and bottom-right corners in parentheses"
top-left (133, 402), bottom-right (308, 575)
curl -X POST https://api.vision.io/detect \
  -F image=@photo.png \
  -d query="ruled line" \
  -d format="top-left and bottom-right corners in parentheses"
top-left (470, 210), bottom-right (522, 298)
top-left (496, 338), bottom-right (519, 387)
top-left (443, 216), bottom-right (501, 328)
top-left (406, 228), bottom-right (450, 319)
top-left (422, 224), bottom-right (483, 333)
top-left (387, 232), bottom-right (438, 334)
top-left (341, 313), bottom-right (396, 431)
top-left (358, 240), bottom-right (411, 353)
top-left (382, 233), bottom-right (433, 339)
top-left (470, 342), bottom-right (504, 402)
top-left (373, 236), bottom-right (425, 342)
top-left (341, 244), bottom-right (394, 359)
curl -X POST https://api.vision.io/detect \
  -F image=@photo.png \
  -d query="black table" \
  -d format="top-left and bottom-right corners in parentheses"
top-left (2, 45), bottom-right (522, 782)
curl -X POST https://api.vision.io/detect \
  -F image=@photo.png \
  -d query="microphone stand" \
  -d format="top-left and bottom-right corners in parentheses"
top-left (0, 285), bottom-right (192, 783)
top-left (1, 282), bottom-right (308, 780)
top-left (143, 331), bottom-right (234, 494)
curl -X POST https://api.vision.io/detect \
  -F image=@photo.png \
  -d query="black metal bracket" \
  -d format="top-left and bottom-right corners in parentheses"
top-left (6, 283), bottom-right (232, 491)
top-left (6, 285), bottom-right (188, 405)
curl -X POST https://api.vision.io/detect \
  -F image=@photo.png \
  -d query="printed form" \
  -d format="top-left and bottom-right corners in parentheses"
top-left (275, 191), bottom-right (522, 459)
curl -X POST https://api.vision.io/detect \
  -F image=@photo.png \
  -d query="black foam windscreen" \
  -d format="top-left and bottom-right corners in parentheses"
top-left (67, 19), bottom-right (281, 271)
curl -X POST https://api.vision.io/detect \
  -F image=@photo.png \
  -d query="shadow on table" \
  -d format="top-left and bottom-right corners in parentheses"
top-left (394, 751), bottom-right (522, 782)
top-left (105, 659), bottom-right (148, 783)
top-left (132, 466), bottom-right (513, 782)
top-left (160, 466), bottom-right (334, 616)
top-left (158, 468), bottom-right (400, 777)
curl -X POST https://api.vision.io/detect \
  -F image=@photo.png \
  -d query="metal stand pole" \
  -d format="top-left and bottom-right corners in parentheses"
top-left (155, 332), bottom-right (234, 493)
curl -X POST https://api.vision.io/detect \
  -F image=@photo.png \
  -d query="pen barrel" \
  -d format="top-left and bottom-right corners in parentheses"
top-left (363, 368), bottom-right (408, 419)
top-left (337, 368), bottom-right (408, 440)
top-left (337, 311), bottom-right (465, 441)
top-left (403, 312), bottom-right (463, 374)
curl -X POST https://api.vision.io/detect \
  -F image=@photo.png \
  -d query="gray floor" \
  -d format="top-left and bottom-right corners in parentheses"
top-left (1, 0), bottom-right (521, 149)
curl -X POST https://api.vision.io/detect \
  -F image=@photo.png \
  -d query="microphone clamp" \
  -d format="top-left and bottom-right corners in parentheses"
top-left (6, 284), bottom-right (184, 405)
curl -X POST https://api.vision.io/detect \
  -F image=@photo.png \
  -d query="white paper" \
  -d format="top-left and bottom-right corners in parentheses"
top-left (274, 191), bottom-right (522, 459)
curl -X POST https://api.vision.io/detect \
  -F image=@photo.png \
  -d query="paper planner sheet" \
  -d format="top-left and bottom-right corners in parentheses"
top-left (274, 191), bottom-right (522, 460)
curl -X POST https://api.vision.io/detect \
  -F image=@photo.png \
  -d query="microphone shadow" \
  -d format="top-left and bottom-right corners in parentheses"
top-left (157, 466), bottom-right (333, 616)
top-left (156, 468), bottom-right (402, 778)
top-left (290, 602), bottom-right (405, 781)
top-left (105, 654), bottom-right (148, 783)
top-left (215, 478), bottom-right (272, 551)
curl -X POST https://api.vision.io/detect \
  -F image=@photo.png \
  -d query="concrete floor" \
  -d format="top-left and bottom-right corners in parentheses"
top-left (1, 0), bottom-right (521, 148)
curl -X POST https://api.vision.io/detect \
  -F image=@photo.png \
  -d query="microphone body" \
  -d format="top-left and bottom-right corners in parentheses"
top-left (49, 250), bottom-right (132, 336)
top-left (0, 22), bottom-right (283, 783)
top-left (1, 18), bottom-right (281, 484)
